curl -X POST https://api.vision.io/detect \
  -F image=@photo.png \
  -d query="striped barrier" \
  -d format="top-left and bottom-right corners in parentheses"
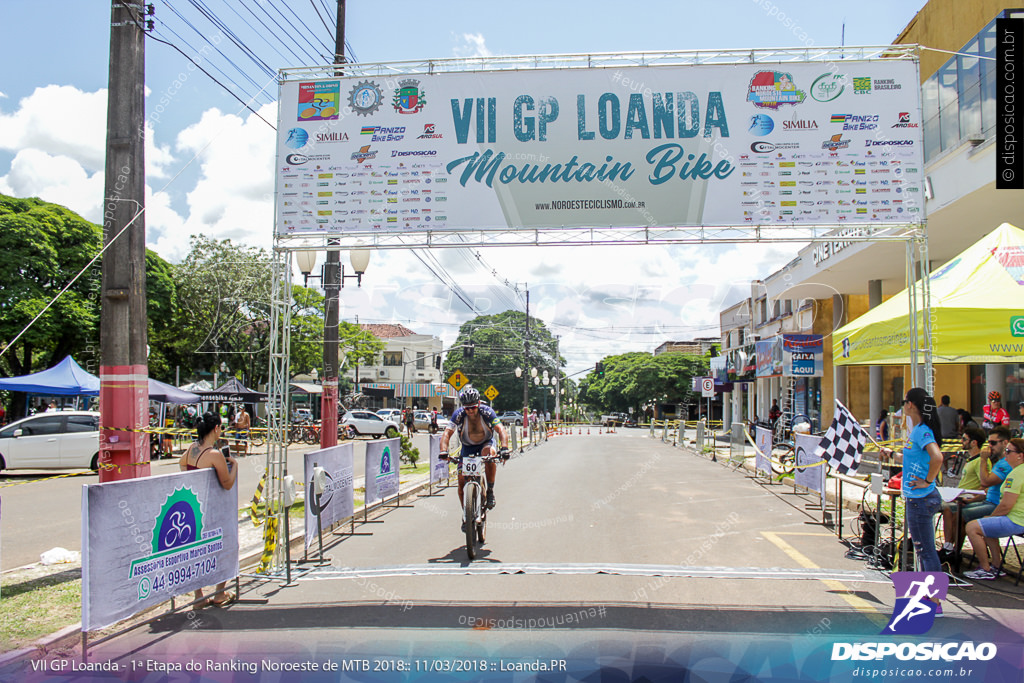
top-left (256, 515), bottom-right (278, 574)
top-left (249, 471), bottom-right (267, 526)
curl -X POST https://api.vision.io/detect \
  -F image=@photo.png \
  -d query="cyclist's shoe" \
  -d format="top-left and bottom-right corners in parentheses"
top-left (486, 490), bottom-right (496, 510)
top-left (461, 520), bottom-right (468, 533)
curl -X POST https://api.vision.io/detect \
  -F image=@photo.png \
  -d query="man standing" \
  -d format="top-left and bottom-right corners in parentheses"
top-left (235, 405), bottom-right (251, 456)
top-left (937, 395), bottom-right (960, 441)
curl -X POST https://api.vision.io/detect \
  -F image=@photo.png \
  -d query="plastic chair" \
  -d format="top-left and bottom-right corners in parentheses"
top-left (998, 533), bottom-right (1024, 586)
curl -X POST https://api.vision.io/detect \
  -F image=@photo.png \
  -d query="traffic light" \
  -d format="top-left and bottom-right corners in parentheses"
top-left (464, 342), bottom-right (474, 359)
top-left (595, 361), bottom-right (604, 378)
top-left (435, 355), bottom-right (441, 369)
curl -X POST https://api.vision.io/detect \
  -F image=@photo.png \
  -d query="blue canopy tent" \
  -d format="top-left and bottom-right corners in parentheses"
top-left (0, 355), bottom-right (100, 395)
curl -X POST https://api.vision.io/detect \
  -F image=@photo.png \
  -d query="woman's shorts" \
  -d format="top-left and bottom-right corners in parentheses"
top-left (977, 515), bottom-right (1024, 538)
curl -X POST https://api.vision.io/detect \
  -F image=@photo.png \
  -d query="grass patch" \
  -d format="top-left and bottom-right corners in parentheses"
top-left (0, 570), bottom-right (81, 652)
top-left (245, 499), bottom-right (306, 520)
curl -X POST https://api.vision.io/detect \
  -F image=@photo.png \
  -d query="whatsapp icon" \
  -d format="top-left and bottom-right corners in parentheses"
top-left (1012, 316), bottom-right (1024, 337)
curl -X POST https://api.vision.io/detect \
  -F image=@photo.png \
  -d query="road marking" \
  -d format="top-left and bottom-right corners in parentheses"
top-left (761, 530), bottom-right (886, 626)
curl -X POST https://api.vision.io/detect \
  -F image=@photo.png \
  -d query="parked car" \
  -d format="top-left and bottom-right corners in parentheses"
top-left (342, 410), bottom-right (401, 438)
top-left (376, 408), bottom-right (402, 422)
top-left (0, 411), bottom-right (100, 471)
top-left (601, 412), bottom-right (630, 427)
top-left (498, 411), bottom-right (523, 426)
top-left (413, 410), bottom-right (452, 432)
top-left (291, 407), bottom-right (314, 423)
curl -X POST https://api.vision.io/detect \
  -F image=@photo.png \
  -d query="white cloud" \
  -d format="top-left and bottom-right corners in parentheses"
top-left (0, 148), bottom-right (104, 222)
top-left (0, 85), bottom-right (108, 171)
top-left (452, 32), bottom-right (492, 58)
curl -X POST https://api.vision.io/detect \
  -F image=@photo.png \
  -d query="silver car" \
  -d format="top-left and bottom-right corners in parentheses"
top-left (0, 411), bottom-right (100, 471)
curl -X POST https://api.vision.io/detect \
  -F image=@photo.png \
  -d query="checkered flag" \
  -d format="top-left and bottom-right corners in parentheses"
top-left (816, 399), bottom-right (865, 475)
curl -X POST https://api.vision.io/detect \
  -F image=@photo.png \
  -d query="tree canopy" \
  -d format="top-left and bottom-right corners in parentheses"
top-left (578, 351), bottom-right (708, 415)
top-left (443, 310), bottom-right (564, 413)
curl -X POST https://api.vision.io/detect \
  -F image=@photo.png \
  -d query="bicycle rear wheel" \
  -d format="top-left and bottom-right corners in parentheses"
top-left (465, 485), bottom-right (478, 560)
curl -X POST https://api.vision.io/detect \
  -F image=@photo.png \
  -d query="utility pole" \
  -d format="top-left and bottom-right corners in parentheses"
top-left (99, 1), bottom-right (148, 482)
top-left (553, 335), bottom-right (560, 421)
top-left (320, 0), bottom-right (346, 449)
top-left (522, 289), bottom-right (530, 427)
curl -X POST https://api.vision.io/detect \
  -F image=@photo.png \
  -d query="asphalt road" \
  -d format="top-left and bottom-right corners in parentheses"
top-left (0, 432), bottom-right (440, 570)
top-left (72, 430), bottom-right (1024, 674)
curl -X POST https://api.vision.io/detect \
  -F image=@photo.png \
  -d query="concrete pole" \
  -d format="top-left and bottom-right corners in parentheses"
top-left (832, 294), bottom-right (847, 407)
top-left (99, 1), bottom-right (148, 482)
top-left (868, 279), bottom-right (883, 427)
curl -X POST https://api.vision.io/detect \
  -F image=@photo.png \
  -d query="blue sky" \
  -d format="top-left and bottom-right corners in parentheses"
top-left (0, 0), bottom-right (928, 378)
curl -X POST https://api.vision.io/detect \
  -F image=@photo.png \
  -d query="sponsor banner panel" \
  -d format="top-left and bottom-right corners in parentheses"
top-left (275, 60), bottom-right (923, 235)
top-left (795, 432), bottom-right (826, 504)
top-left (429, 433), bottom-right (448, 484)
top-left (755, 425), bottom-right (772, 476)
top-left (303, 444), bottom-right (355, 548)
top-left (81, 469), bottom-right (239, 631)
top-left (364, 438), bottom-right (400, 506)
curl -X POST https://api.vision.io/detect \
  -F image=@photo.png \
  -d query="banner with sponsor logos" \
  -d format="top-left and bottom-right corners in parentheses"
top-left (755, 425), bottom-right (773, 477)
top-left (795, 432), bottom-right (827, 506)
top-left (81, 469), bottom-right (239, 631)
top-left (275, 60), bottom-right (923, 236)
top-left (364, 437), bottom-right (400, 506)
top-left (303, 444), bottom-right (355, 548)
top-left (429, 433), bottom-right (449, 484)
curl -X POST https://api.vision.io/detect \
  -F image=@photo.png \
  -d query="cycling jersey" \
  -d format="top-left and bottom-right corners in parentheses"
top-left (450, 404), bottom-right (501, 446)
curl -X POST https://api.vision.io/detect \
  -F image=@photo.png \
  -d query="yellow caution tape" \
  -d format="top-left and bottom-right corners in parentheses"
top-left (249, 471), bottom-right (267, 527)
top-left (256, 515), bottom-right (278, 574)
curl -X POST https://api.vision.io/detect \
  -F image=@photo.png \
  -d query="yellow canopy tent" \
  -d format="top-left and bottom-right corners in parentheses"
top-left (834, 223), bottom-right (1024, 365)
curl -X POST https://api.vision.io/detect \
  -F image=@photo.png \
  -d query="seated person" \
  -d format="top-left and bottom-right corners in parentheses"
top-left (964, 437), bottom-right (1024, 579)
top-left (939, 426), bottom-right (986, 553)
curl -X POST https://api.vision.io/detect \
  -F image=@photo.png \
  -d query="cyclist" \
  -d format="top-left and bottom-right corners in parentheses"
top-left (439, 386), bottom-right (510, 513)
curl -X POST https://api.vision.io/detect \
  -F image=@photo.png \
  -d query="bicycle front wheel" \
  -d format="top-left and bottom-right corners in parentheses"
top-left (465, 485), bottom-right (478, 560)
top-left (477, 506), bottom-right (487, 545)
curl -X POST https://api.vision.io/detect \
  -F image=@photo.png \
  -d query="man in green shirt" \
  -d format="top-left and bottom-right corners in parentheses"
top-left (940, 426), bottom-right (986, 553)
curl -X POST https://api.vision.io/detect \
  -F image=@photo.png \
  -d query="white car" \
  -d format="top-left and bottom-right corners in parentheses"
top-left (376, 408), bottom-right (403, 422)
top-left (413, 410), bottom-right (451, 432)
top-left (0, 411), bottom-right (100, 471)
top-left (343, 410), bottom-right (401, 438)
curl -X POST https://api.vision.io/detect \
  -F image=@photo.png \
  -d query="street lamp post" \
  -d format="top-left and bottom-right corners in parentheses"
top-left (295, 245), bottom-right (370, 449)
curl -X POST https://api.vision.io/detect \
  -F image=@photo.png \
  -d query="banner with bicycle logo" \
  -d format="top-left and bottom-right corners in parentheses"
top-left (364, 437), bottom-right (401, 506)
top-left (303, 444), bottom-right (355, 548)
top-left (81, 469), bottom-right (239, 631)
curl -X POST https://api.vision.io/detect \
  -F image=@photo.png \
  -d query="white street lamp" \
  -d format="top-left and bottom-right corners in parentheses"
top-left (515, 367), bottom-right (523, 378)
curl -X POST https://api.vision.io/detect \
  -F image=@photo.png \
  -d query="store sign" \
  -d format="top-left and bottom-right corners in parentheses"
top-left (275, 59), bottom-right (922, 236)
top-left (755, 337), bottom-right (783, 377)
top-left (783, 334), bottom-right (824, 377)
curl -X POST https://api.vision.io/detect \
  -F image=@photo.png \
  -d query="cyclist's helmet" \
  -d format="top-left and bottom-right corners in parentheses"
top-left (459, 386), bottom-right (480, 406)
top-left (989, 390), bottom-right (1002, 401)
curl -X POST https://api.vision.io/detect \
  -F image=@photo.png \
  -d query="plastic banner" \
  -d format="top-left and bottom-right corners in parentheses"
top-left (795, 432), bottom-right (827, 506)
top-left (429, 433), bottom-right (448, 484)
top-left (755, 425), bottom-right (772, 476)
top-left (81, 469), bottom-right (239, 631)
top-left (364, 437), bottom-right (400, 506)
top-left (303, 443), bottom-right (355, 548)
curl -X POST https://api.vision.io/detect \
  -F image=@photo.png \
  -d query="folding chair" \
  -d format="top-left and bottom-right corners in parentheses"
top-left (998, 533), bottom-right (1024, 586)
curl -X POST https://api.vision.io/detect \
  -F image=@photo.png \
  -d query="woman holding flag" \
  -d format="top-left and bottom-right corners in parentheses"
top-left (880, 388), bottom-right (945, 576)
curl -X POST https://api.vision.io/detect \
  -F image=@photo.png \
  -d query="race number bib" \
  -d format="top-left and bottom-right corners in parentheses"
top-left (462, 457), bottom-right (482, 475)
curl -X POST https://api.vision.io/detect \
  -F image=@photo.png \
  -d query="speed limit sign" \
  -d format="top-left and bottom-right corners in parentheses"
top-left (701, 377), bottom-right (715, 398)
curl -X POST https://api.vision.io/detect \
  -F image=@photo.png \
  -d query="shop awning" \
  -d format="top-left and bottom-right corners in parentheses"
top-left (359, 382), bottom-right (457, 398)
top-left (834, 223), bottom-right (1024, 365)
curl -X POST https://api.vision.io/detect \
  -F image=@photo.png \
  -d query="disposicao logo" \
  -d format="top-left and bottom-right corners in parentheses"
top-left (1011, 316), bottom-right (1024, 337)
top-left (883, 572), bottom-right (947, 635)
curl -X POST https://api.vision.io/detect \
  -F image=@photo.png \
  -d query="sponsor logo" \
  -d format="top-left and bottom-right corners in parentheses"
top-left (750, 141), bottom-right (799, 153)
top-left (892, 112), bottom-right (920, 128)
top-left (853, 77), bottom-right (872, 94)
top-left (748, 114), bottom-right (775, 135)
top-left (822, 134), bottom-right (850, 151)
top-left (781, 118), bottom-right (819, 131)
top-left (314, 131), bottom-right (350, 143)
top-left (361, 125), bottom-right (406, 142)
top-left (1011, 316), bottom-right (1024, 337)
top-left (298, 81), bottom-right (341, 121)
top-left (393, 79), bottom-right (426, 114)
top-left (811, 72), bottom-right (846, 102)
top-left (747, 70), bottom-right (806, 109)
top-left (348, 80), bottom-right (384, 116)
top-left (391, 149), bottom-right (438, 157)
top-left (864, 139), bottom-right (914, 147)
top-left (417, 123), bottom-right (443, 139)
top-left (351, 145), bottom-right (377, 164)
top-left (285, 128), bottom-right (309, 149)
top-left (830, 114), bottom-right (879, 130)
top-left (874, 78), bottom-right (902, 91)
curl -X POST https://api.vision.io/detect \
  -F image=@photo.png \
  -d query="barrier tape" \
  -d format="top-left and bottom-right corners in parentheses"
top-left (0, 470), bottom-right (94, 489)
top-left (249, 471), bottom-right (267, 527)
top-left (256, 515), bottom-right (278, 574)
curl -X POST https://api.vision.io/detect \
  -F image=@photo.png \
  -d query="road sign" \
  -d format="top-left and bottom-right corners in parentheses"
top-left (447, 370), bottom-right (469, 390)
top-left (484, 385), bottom-right (499, 402)
top-left (701, 377), bottom-right (715, 398)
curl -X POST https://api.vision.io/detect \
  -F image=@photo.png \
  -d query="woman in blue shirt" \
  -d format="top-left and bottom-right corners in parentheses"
top-left (881, 388), bottom-right (944, 573)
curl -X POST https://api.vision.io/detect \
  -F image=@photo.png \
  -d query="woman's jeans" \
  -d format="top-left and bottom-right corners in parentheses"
top-left (905, 489), bottom-right (942, 572)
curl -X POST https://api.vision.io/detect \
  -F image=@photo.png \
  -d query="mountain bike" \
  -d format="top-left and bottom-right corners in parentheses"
top-left (446, 451), bottom-right (500, 561)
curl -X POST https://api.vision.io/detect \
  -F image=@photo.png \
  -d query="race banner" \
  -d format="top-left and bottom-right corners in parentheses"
top-left (364, 437), bottom-right (400, 506)
top-left (303, 443), bottom-right (355, 548)
top-left (429, 433), bottom-right (448, 484)
top-left (81, 469), bottom-right (238, 631)
top-left (795, 432), bottom-right (827, 506)
top-left (275, 59), bottom-right (923, 236)
top-left (755, 425), bottom-right (772, 477)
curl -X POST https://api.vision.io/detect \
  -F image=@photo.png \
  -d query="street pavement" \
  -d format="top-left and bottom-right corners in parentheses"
top-left (7, 428), bottom-right (1022, 681)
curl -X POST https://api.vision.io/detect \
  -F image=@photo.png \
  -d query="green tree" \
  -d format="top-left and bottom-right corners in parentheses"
top-left (0, 194), bottom-right (175, 380)
top-left (579, 351), bottom-right (707, 415)
top-left (443, 310), bottom-right (563, 413)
